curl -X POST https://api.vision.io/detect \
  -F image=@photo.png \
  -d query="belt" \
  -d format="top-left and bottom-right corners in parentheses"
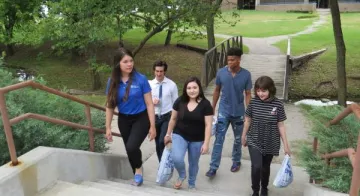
top-left (155, 111), bottom-right (171, 119)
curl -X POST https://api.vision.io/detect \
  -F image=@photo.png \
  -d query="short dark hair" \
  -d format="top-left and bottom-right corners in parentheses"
top-left (254, 76), bottom-right (276, 98)
top-left (227, 47), bottom-right (243, 57)
top-left (152, 60), bottom-right (168, 72)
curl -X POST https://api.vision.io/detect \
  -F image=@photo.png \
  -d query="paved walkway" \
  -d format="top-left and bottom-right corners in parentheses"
top-left (104, 9), bottom-right (331, 195)
top-left (105, 85), bottom-right (311, 196)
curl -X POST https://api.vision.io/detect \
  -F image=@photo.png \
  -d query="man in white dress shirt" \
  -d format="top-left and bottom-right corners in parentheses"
top-left (149, 60), bottom-right (178, 162)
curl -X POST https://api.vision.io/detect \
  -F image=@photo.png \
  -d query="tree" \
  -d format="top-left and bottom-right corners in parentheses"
top-left (129, 0), bottom-right (200, 56)
top-left (205, 0), bottom-right (223, 49)
top-left (44, 0), bottom-right (125, 90)
top-left (329, 0), bottom-right (347, 107)
top-left (0, 0), bottom-right (42, 56)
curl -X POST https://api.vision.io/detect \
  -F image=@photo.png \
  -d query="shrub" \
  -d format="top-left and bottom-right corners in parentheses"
top-left (298, 105), bottom-right (359, 193)
top-left (0, 67), bottom-right (108, 165)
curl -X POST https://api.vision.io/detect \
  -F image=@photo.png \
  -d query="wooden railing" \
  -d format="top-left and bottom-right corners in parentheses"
top-left (311, 103), bottom-right (360, 196)
top-left (0, 80), bottom-right (120, 166)
top-left (283, 37), bottom-right (291, 101)
top-left (201, 36), bottom-right (243, 87)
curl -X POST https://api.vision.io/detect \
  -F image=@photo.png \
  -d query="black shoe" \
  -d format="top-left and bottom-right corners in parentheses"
top-left (205, 169), bottom-right (217, 177)
top-left (251, 193), bottom-right (259, 196)
top-left (260, 187), bottom-right (268, 196)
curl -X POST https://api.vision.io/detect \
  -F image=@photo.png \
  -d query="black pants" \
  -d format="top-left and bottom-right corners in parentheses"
top-left (248, 146), bottom-right (274, 193)
top-left (154, 112), bottom-right (171, 162)
top-left (118, 110), bottom-right (150, 174)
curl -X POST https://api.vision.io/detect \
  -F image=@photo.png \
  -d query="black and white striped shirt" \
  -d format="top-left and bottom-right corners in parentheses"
top-left (245, 97), bottom-right (287, 156)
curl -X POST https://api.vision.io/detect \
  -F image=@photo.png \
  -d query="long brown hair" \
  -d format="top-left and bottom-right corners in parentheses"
top-left (106, 48), bottom-right (136, 109)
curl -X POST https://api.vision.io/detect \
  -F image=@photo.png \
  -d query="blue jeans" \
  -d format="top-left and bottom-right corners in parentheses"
top-left (171, 134), bottom-right (203, 187)
top-left (210, 114), bottom-right (244, 170)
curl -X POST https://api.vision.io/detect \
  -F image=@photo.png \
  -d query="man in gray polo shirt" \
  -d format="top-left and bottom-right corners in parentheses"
top-left (206, 47), bottom-right (252, 177)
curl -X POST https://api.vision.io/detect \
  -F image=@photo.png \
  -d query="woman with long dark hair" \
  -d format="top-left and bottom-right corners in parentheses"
top-left (105, 48), bottom-right (156, 186)
top-left (164, 76), bottom-right (213, 190)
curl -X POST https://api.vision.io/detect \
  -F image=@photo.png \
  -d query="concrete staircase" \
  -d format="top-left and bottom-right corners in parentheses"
top-left (241, 54), bottom-right (287, 99)
top-left (204, 54), bottom-right (287, 100)
top-left (37, 179), bottom-right (239, 196)
top-left (34, 153), bottom-right (309, 196)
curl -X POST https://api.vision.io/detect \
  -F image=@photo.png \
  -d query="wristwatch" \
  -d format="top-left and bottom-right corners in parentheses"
top-left (165, 134), bottom-right (171, 137)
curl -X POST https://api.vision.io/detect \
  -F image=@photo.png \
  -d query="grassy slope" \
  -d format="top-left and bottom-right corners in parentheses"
top-left (215, 10), bottom-right (318, 37)
top-left (275, 13), bottom-right (360, 99)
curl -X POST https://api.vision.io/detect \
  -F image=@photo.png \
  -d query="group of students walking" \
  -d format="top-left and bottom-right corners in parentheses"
top-left (105, 47), bottom-right (291, 196)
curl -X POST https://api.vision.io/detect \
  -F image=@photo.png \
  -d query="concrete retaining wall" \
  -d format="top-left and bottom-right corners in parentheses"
top-left (221, 0), bottom-right (238, 10)
top-left (255, 2), bottom-right (360, 12)
top-left (303, 183), bottom-right (349, 196)
top-left (256, 3), bottom-right (316, 11)
top-left (339, 3), bottom-right (360, 12)
top-left (0, 147), bottom-right (132, 196)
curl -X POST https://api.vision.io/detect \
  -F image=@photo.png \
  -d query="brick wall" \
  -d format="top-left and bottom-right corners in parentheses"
top-left (255, 3), bottom-right (316, 11)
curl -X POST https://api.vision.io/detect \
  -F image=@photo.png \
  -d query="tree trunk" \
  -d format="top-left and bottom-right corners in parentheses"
top-left (164, 29), bottom-right (173, 46)
top-left (206, 0), bottom-right (223, 49)
top-left (116, 15), bottom-right (125, 48)
top-left (91, 70), bottom-right (102, 90)
top-left (4, 8), bottom-right (16, 56)
top-left (206, 15), bottom-right (216, 50)
top-left (132, 26), bottom-right (162, 57)
top-left (330, 0), bottom-right (347, 107)
top-left (71, 48), bottom-right (81, 61)
top-left (5, 44), bottom-right (14, 56)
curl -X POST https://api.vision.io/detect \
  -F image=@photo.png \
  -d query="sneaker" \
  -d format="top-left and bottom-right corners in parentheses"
top-left (188, 185), bottom-right (196, 191)
top-left (205, 169), bottom-right (217, 177)
top-left (260, 187), bottom-right (268, 196)
top-left (230, 162), bottom-right (241, 172)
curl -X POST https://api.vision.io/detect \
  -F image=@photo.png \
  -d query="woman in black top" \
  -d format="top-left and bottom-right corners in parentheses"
top-left (241, 76), bottom-right (291, 196)
top-left (164, 77), bottom-right (213, 190)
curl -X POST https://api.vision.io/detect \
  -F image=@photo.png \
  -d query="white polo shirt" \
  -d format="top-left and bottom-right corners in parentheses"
top-left (149, 77), bottom-right (178, 115)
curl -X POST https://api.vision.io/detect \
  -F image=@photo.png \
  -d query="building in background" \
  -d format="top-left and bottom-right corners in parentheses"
top-left (221, 0), bottom-right (360, 12)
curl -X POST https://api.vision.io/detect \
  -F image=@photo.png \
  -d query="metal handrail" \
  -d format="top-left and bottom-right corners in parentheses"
top-left (283, 37), bottom-right (291, 101)
top-left (0, 80), bottom-right (120, 166)
top-left (201, 36), bottom-right (243, 87)
top-left (311, 103), bottom-right (360, 195)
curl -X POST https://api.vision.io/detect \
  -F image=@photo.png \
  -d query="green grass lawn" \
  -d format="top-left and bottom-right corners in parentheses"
top-left (215, 10), bottom-right (318, 37)
top-left (274, 13), bottom-right (360, 99)
top-left (76, 95), bottom-right (107, 106)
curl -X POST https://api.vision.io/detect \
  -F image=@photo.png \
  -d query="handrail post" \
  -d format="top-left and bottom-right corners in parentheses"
top-left (240, 36), bottom-right (243, 51)
top-left (0, 93), bottom-right (19, 166)
top-left (309, 137), bottom-right (318, 183)
top-left (85, 105), bottom-right (95, 152)
top-left (349, 135), bottom-right (360, 196)
top-left (283, 37), bottom-right (291, 101)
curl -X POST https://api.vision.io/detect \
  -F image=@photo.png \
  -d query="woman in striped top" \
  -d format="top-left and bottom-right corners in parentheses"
top-left (241, 76), bottom-right (291, 196)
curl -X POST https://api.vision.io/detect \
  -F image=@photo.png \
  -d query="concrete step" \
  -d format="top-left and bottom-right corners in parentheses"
top-left (36, 181), bottom-right (128, 196)
top-left (240, 54), bottom-right (287, 99)
top-left (141, 154), bottom-right (309, 196)
top-left (37, 180), bottom-right (240, 196)
top-left (82, 179), bottom-right (236, 196)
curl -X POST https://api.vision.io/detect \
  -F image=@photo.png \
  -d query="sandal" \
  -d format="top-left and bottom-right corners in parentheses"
top-left (132, 167), bottom-right (144, 186)
top-left (173, 177), bottom-right (186, 189)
